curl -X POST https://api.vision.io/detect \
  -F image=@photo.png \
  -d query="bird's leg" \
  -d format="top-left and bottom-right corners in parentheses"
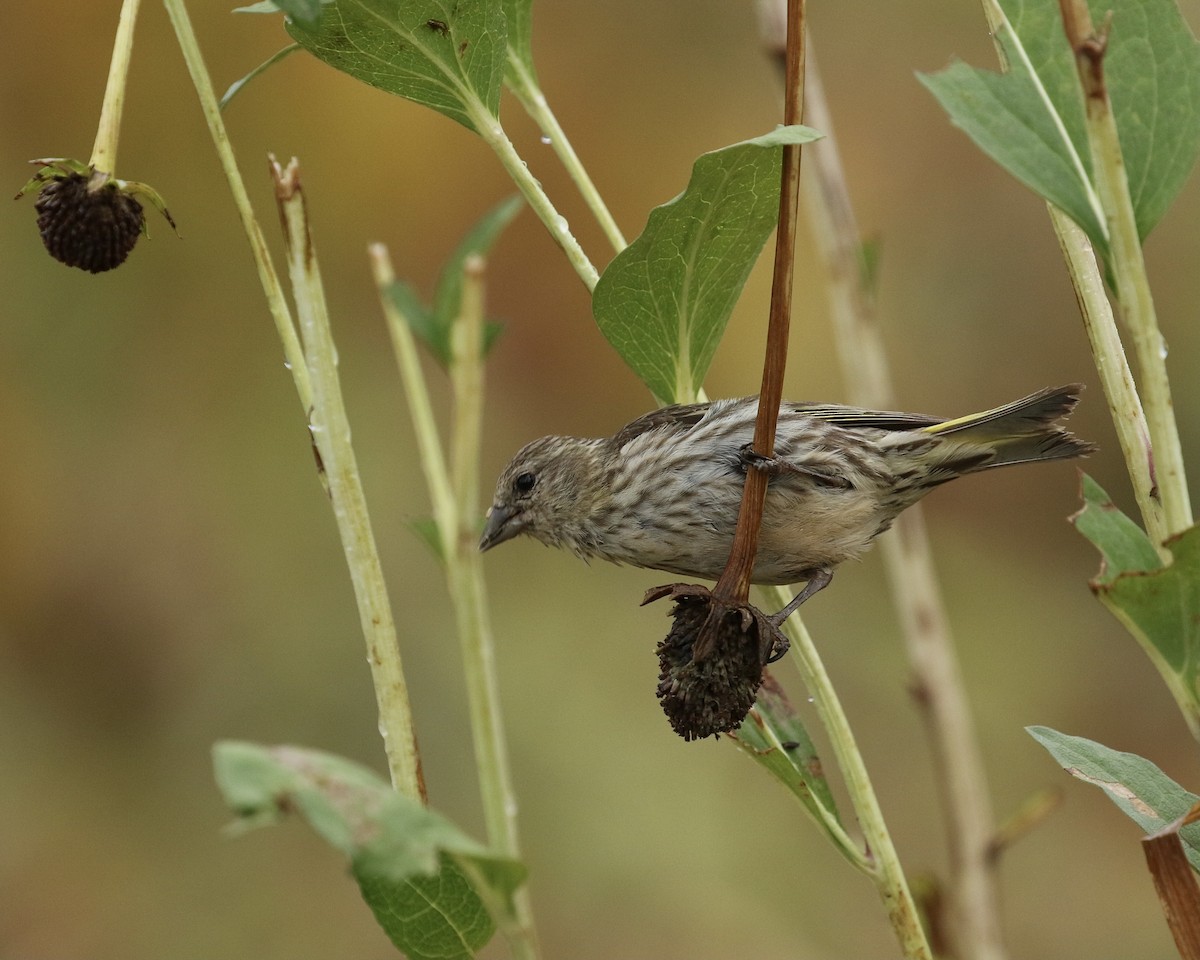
top-left (738, 445), bottom-right (852, 489)
top-left (763, 567), bottom-right (835, 664)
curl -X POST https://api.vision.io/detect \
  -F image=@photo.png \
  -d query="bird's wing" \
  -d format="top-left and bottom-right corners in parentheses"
top-left (611, 402), bottom-right (711, 448)
top-left (784, 401), bottom-right (943, 432)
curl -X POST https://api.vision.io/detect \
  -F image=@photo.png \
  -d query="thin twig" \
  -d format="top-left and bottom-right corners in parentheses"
top-left (713, 0), bottom-right (805, 601)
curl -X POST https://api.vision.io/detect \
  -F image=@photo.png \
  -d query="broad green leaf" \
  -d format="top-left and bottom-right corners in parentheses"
top-left (918, 16), bottom-right (1107, 257)
top-left (920, 0), bottom-right (1200, 254)
top-left (284, 0), bottom-right (507, 132)
top-left (213, 742), bottom-right (526, 959)
top-left (592, 125), bottom-right (823, 405)
top-left (386, 196), bottom-right (520, 366)
top-left (1028, 726), bottom-right (1200, 871)
top-left (734, 676), bottom-right (842, 840)
top-left (356, 854), bottom-right (493, 959)
top-left (1073, 475), bottom-right (1200, 737)
top-left (502, 0), bottom-right (536, 85)
top-left (1089, 0), bottom-right (1200, 239)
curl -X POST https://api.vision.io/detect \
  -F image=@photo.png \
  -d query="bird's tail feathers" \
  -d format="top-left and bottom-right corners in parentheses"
top-left (925, 383), bottom-right (1096, 470)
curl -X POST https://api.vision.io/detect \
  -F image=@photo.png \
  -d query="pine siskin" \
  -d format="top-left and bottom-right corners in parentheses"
top-left (480, 385), bottom-right (1095, 591)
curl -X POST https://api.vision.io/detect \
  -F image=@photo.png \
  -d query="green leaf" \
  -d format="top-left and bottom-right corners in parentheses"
top-left (1072, 473), bottom-right (1164, 583)
top-left (233, 1), bottom-right (290, 12)
top-left (1090, 0), bottom-right (1200, 239)
top-left (592, 125), bottom-right (823, 404)
top-left (213, 742), bottom-right (526, 959)
top-left (274, 0), bottom-right (325, 23)
top-left (355, 854), bottom-right (494, 959)
top-left (734, 676), bottom-right (842, 836)
top-left (1028, 726), bottom-right (1200, 870)
top-left (386, 196), bottom-right (520, 366)
top-left (502, 0), bottom-right (536, 85)
top-left (284, 0), bottom-right (507, 132)
top-left (234, 0), bottom-right (332, 17)
top-left (920, 0), bottom-right (1200, 251)
top-left (219, 44), bottom-right (302, 112)
top-left (918, 15), bottom-right (1107, 257)
top-left (430, 194), bottom-right (522, 351)
top-left (1072, 475), bottom-right (1200, 736)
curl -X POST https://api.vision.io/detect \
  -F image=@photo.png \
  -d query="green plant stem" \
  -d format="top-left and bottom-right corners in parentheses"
top-left (373, 247), bottom-right (540, 960)
top-left (161, 0), bottom-right (313, 412)
top-left (1049, 206), bottom-right (1165, 552)
top-left (740, 697), bottom-right (870, 871)
top-left (465, 101), bottom-right (600, 291)
top-left (273, 158), bottom-right (424, 801)
top-left (506, 57), bottom-right (627, 254)
top-left (768, 586), bottom-right (933, 960)
top-left (372, 248), bottom-right (457, 549)
top-left (90, 0), bottom-right (143, 172)
top-left (1058, 0), bottom-right (1192, 540)
top-left (451, 257), bottom-right (486, 527)
top-left (800, 48), bottom-right (1007, 960)
top-left (446, 256), bottom-right (527, 877)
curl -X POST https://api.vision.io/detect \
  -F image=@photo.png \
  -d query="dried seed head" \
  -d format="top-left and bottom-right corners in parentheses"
top-left (646, 584), bottom-right (784, 741)
top-left (35, 172), bottom-right (144, 273)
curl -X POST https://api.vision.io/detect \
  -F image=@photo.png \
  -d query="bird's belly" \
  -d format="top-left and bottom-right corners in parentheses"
top-left (602, 483), bottom-right (881, 586)
top-left (754, 491), bottom-right (880, 583)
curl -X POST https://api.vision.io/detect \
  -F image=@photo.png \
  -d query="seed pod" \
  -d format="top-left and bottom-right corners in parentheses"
top-left (34, 171), bottom-right (144, 273)
top-left (645, 583), bottom-right (786, 741)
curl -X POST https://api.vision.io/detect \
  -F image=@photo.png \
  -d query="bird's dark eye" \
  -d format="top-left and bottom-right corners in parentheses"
top-left (514, 472), bottom-right (537, 495)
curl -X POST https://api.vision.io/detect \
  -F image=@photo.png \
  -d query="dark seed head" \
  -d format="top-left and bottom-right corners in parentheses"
top-left (648, 584), bottom-right (776, 741)
top-left (34, 172), bottom-right (144, 273)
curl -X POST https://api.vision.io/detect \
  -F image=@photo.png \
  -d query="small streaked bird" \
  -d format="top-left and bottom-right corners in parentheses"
top-left (480, 385), bottom-right (1095, 599)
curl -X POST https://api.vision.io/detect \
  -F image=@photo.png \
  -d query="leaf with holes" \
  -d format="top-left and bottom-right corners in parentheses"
top-left (1072, 475), bottom-right (1200, 736)
top-left (213, 742), bottom-right (525, 960)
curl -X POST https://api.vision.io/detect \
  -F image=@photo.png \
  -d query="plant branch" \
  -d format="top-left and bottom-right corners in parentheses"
top-left (764, 586), bottom-right (933, 959)
top-left (162, 0), bottom-right (313, 411)
top-left (506, 56), bottom-right (628, 254)
top-left (1048, 207), bottom-right (1165, 551)
top-left (1057, 0), bottom-right (1192, 540)
top-left (373, 247), bottom-right (540, 959)
top-left (798, 46), bottom-right (1008, 960)
top-left (273, 158), bottom-right (424, 801)
top-left (466, 100), bottom-right (600, 291)
top-left (91, 0), bottom-right (143, 172)
top-left (713, 0), bottom-right (805, 602)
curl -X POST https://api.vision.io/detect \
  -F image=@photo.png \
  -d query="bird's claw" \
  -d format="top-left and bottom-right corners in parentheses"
top-left (738, 445), bottom-right (852, 489)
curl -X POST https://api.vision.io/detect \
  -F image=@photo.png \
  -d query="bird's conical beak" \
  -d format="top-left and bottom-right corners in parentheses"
top-left (479, 504), bottom-right (519, 552)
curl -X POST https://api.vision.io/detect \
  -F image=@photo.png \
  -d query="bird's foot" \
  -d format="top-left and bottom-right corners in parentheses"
top-left (738, 445), bottom-right (852, 489)
top-left (769, 567), bottom-right (835, 630)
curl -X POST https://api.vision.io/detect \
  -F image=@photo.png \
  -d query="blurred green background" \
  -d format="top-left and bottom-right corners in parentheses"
top-left (3, 1), bottom-right (1199, 957)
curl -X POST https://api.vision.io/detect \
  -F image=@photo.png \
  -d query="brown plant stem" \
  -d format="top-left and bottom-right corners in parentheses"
top-left (713, 0), bottom-right (805, 603)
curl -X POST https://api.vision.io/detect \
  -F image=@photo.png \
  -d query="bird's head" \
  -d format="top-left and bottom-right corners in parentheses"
top-left (480, 435), bottom-right (603, 554)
